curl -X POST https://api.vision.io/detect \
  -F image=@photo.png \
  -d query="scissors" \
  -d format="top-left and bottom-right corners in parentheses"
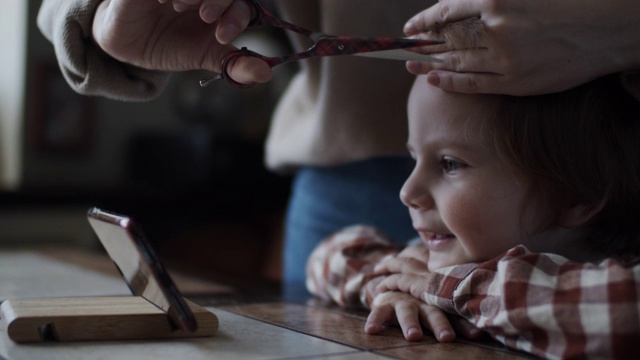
top-left (200, 0), bottom-right (444, 88)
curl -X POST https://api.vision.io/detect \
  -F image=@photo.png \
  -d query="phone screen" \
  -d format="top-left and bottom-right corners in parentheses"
top-left (87, 207), bottom-right (197, 332)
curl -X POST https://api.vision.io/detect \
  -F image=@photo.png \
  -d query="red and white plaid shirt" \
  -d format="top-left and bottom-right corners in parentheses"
top-left (306, 225), bottom-right (640, 359)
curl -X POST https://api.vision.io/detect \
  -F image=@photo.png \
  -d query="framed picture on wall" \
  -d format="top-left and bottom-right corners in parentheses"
top-left (28, 61), bottom-right (95, 153)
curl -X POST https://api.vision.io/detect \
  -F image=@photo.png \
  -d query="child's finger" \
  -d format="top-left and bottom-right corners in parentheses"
top-left (374, 256), bottom-right (426, 275)
top-left (376, 274), bottom-right (425, 298)
top-left (451, 317), bottom-right (484, 340)
top-left (394, 302), bottom-right (424, 341)
top-left (364, 304), bottom-right (393, 335)
top-left (396, 256), bottom-right (429, 274)
top-left (374, 254), bottom-right (414, 274)
top-left (375, 274), bottom-right (406, 293)
top-left (420, 305), bottom-right (456, 342)
top-left (396, 245), bottom-right (430, 265)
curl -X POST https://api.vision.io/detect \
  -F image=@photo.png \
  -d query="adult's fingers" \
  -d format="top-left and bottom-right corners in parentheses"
top-left (200, 0), bottom-right (236, 24)
top-left (215, 0), bottom-right (252, 44)
top-left (165, 0), bottom-right (235, 23)
top-left (407, 66), bottom-right (483, 93)
top-left (223, 54), bottom-right (272, 84)
top-left (408, 50), bottom-right (510, 94)
top-left (404, 0), bottom-right (482, 35)
top-left (166, 0), bottom-right (252, 43)
top-left (421, 70), bottom-right (508, 95)
top-left (406, 48), bottom-right (497, 75)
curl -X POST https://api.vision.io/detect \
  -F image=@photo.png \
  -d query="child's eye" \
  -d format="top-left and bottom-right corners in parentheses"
top-left (441, 158), bottom-right (466, 173)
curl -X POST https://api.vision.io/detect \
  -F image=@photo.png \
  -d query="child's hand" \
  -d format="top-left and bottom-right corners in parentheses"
top-left (375, 244), bottom-right (430, 275)
top-left (375, 257), bottom-right (486, 340)
top-left (365, 291), bottom-right (455, 342)
top-left (373, 246), bottom-right (432, 299)
top-left (377, 272), bottom-right (429, 300)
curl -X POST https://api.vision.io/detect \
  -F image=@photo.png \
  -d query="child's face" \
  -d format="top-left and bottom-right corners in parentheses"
top-left (403, 78), bottom-right (553, 270)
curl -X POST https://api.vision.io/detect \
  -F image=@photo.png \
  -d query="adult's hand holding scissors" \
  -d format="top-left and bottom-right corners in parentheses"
top-left (404, 0), bottom-right (640, 96)
top-left (92, 0), bottom-right (271, 85)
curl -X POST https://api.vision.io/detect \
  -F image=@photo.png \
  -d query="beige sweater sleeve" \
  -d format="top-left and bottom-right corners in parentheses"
top-left (37, 0), bottom-right (169, 101)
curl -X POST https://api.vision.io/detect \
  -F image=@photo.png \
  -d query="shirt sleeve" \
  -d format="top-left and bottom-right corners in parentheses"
top-left (305, 225), bottom-right (400, 309)
top-left (37, 0), bottom-right (169, 101)
top-left (424, 245), bottom-right (640, 359)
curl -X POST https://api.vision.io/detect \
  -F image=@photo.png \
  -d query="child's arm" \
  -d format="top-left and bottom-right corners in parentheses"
top-left (305, 225), bottom-right (459, 342)
top-left (377, 245), bottom-right (640, 359)
top-left (305, 225), bottom-right (400, 308)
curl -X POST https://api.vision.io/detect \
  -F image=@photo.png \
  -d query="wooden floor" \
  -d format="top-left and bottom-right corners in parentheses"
top-left (0, 248), bottom-right (530, 360)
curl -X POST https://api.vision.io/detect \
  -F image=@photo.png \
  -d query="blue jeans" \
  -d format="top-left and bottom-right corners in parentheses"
top-left (282, 156), bottom-right (415, 286)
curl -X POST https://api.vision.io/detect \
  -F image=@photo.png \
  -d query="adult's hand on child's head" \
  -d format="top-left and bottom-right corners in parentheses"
top-left (92, 0), bottom-right (271, 83)
top-left (365, 291), bottom-right (455, 343)
top-left (404, 0), bottom-right (640, 96)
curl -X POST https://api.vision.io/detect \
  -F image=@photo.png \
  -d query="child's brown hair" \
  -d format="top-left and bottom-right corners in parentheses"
top-left (489, 75), bottom-right (640, 258)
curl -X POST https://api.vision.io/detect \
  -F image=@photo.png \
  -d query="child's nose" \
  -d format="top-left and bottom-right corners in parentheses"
top-left (400, 172), bottom-right (432, 210)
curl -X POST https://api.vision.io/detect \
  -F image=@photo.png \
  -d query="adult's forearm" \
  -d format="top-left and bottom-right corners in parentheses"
top-left (37, 0), bottom-right (169, 101)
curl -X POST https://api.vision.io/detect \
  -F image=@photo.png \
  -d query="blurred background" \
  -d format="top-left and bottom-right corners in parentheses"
top-left (0, 1), bottom-right (296, 284)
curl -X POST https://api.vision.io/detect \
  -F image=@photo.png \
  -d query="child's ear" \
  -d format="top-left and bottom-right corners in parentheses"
top-left (556, 198), bottom-right (607, 229)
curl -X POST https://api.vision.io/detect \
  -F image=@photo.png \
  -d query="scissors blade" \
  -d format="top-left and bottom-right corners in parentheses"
top-left (354, 49), bottom-right (443, 63)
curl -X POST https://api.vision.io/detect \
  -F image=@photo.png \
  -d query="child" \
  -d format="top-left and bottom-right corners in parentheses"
top-left (306, 74), bottom-right (640, 359)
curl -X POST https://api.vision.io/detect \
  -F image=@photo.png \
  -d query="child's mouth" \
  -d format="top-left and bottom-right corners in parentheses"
top-left (418, 231), bottom-right (455, 250)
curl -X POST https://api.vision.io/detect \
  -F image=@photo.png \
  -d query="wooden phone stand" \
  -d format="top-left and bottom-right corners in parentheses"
top-left (0, 296), bottom-right (218, 343)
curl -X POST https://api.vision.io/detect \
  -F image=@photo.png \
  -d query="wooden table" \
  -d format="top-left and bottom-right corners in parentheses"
top-left (0, 248), bottom-right (529, 360)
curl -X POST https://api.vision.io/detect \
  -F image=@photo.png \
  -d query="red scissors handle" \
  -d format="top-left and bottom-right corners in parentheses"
top-left (220, 35), bottom-right (443, 88)
top-left (218, 47), bottom-right (275, 88)
top-left (209, 0), bottom-right (444, 88)
top-left (246, 0), bottom-right (315, 37)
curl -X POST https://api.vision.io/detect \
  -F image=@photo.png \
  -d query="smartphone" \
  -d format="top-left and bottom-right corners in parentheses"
top-left (86, 207), bottom-right (197, 333)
